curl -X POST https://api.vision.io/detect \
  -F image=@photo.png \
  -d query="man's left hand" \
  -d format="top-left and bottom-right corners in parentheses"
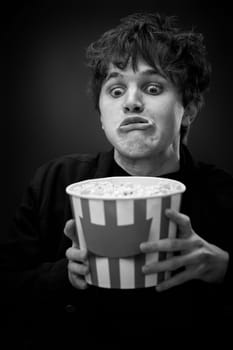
top-left (140, 209), bottom-right (229, 292)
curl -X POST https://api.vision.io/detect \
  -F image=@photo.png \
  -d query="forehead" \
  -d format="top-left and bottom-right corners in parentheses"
top-left (105, 59), bottom-right (165, 81)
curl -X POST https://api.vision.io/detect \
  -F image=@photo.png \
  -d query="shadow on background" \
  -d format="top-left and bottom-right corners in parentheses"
top-left (2, 1), bottom-right (233, 236)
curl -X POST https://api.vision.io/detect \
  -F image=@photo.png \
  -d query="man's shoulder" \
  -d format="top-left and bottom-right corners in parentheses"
top-left (183, 145), bottom-right (231, 180)
top-left (196, 159), bottom-right (232, 178)
top-left (46, 152), bottom-right (101, 167)
top-left (36, 152), bottom-right (99, 174)
top-left (31, 148), bottom-right (114, 185)
top-left (195, 159), bottom-right (233, 190)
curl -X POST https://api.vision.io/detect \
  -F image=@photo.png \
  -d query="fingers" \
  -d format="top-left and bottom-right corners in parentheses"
top-left (140, 236), bottom-right (203, 253)
top-left (68, 260), bottom-right (89, 276)
top-left (142, 249), bottom-right (201, 274)
top-left (140, 210), bottom-right (202, 254)
top-left (66, 246), bottom-right (88, 263)
top-left (156, 265), bottom-right (198, 292)
top-left (69, 274), bottom-right (88, 290)
top-left (64, 219), bottom-right (75, 239)
top-left (67, 269), bottom-right (89, 290)
top-left (64, 219), bottom-right (79, 247)
top-left (66, 246), bottom-right (90, 290)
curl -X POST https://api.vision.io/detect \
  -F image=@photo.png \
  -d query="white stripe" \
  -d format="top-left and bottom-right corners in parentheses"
top-left (89, 199), bottom-right (105, 225)
top-left (171, 193), bottom-right (182, 212)
top-left (165, 193), bottom-right (182, 280)
top-left (145, 198), bottom-right (162, 287)
top-left (96, 257), bottom-right (111, 288)
top-left (116, 199), bottom-right (134, 225)
top-left (119, 258), bottom-right (135, 289)
top-left (72, 197), bottom-right (83, 217)
top-left (85, 273), bottom-right (92, 284)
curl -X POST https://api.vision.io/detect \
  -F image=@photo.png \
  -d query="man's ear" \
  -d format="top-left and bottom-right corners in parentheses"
top-left (182, 103), bottom-right (198, 127)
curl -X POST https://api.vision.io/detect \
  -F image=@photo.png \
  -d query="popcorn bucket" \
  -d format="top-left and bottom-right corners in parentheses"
top-left (66, 176), bottom-right (186, 289)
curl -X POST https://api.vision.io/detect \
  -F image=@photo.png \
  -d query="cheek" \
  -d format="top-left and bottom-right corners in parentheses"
top-left (158, 102), bottom-right (184, 129)
top-left (154, 109), bottom-right (183, 141)
top-left (100, 110), bottom-right (116, 135)
top-left (99, 91), bottom-right (109, 116)
top-left (100, 100), bottom-right (121, 128)
top-left (99, 100), bottom-right (110, 127)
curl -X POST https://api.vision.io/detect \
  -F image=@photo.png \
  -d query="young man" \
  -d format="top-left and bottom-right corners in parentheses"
top-left (2, 12), bottom-right (233, 347)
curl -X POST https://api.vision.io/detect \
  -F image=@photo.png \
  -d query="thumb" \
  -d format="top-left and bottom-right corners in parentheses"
top-left (165, 209), bottom-right (193, 238)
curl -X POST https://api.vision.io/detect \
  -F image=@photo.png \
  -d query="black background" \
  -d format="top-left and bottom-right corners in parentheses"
top-left (2, 1), bottom-right (233, 234)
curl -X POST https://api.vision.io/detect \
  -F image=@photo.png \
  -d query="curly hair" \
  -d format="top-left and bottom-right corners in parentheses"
top-left (86, 12), bottom-right (211, 141)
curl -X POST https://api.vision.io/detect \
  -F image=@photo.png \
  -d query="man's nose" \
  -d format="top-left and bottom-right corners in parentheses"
top-left (123, 91), bottom-right (144, 114)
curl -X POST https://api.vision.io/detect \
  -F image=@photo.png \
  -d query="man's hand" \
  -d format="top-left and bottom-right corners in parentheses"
top-left (140, 209), bottom-right (229, 292)
top-left (64, 219), bottom-right (89, 290)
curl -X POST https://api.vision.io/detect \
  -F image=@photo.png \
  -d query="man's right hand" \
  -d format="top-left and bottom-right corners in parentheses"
top-left (64, 219), bottom-right (89, 290)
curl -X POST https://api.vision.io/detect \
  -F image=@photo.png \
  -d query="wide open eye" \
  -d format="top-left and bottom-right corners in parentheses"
top-left (144, 83), bottom-right (163, 95)
top-left (110, 86), bottom-right (125, 98)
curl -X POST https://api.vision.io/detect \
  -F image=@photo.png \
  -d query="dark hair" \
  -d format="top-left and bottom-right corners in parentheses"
top-left (86, 12), bottom-right (211, 141)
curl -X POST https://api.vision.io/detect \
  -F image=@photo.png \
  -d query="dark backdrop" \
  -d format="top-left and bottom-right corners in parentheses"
top-left (2, 1), bottom-right (233, 235)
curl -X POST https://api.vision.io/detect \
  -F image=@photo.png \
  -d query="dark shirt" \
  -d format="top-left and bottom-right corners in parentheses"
top-left (2, 145), bottom-right (233, 347)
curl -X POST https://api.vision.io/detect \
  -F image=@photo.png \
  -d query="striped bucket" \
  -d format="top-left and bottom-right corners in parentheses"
top-left (66, 176), bottom-right (185, 289)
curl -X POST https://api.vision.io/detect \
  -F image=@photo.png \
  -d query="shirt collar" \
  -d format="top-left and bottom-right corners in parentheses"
top-left (94, 144), bottom-right (197, 184)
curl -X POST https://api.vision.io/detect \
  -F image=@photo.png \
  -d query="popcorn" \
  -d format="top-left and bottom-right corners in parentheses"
top-left (74, 179), bottom-right (182, 198)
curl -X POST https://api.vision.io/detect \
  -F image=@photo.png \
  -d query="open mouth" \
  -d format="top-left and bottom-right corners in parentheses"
top-left (119, 116), bottom-right (153, 131)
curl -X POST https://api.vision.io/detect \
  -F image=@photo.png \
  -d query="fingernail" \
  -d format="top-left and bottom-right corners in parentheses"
top-left (156, 284), bottom-right (163, 292)
top-left (140, 243), bottom-right (146, 250)
top-left (81, 249), bottom-right (88, 258)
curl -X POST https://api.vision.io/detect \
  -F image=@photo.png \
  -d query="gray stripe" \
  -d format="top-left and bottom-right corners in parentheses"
top-left (108, 258), bottom-right (121, 288)
top-left (135, 253), bottom-right (146, 288)
top-left (157, 196), bottom-right (171, 284)
top-left (88, 253), bottom-right (99, 286)
top-left (104, 200), bottom-right (117, 226)
top-left (70, 198), bottom-right (80, 247)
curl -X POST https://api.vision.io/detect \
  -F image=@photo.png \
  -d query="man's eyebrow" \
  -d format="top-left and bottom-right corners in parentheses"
top-left (105, 71), bottom-right (124, 82)
top-left (141, 68), bottom-right (163, 76)
top-left (104, 69), bottom-right (165, 82)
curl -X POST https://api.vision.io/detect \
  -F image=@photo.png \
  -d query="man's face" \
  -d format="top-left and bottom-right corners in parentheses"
top-left (99, 59), bottom-right (185, 160)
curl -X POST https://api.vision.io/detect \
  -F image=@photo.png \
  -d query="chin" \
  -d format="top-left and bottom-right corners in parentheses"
top-left (117, 145), bottom-right (156, 160)
top-left (110, 135), bottom-right (163, 159)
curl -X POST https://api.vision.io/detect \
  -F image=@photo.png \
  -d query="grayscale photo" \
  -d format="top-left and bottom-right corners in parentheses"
top-left (2, 1), bottom-right (233, 348)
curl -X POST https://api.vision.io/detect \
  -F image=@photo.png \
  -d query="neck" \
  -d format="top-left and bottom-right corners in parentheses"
top-left (114, 144), bottom-right (181, 177)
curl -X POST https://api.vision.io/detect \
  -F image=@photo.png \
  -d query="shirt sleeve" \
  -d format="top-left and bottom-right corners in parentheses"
top-left (207, 168), bottom-right (233, 301)
top-left (1, 163), bottom-right (74, 305)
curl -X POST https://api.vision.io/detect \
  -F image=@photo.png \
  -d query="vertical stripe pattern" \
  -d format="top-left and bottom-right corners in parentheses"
top-left (71, 192), bottom-right (182, 289)
top-left (157, 196), bottom-right (171, 284)
top-left (164, 194), bottom-right (182, 281)
top-left (145, 198), bottom-right (161, 287)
